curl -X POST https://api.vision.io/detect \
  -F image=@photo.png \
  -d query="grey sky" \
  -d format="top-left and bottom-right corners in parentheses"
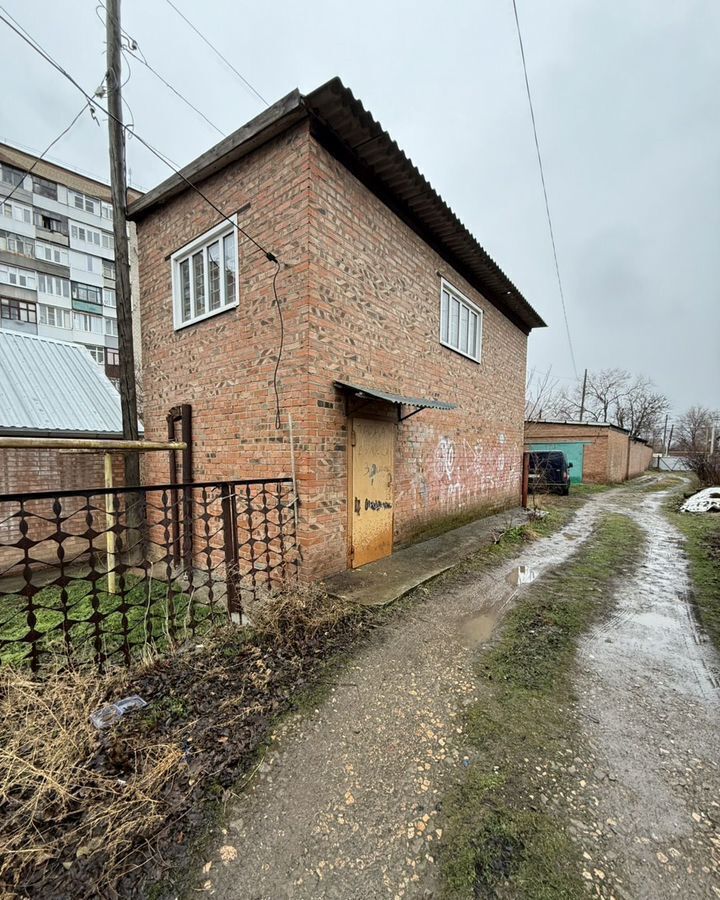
top-left (2, 0), bottom-right (718, 415)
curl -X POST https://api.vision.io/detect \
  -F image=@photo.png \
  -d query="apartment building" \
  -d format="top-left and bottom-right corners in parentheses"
top-left (0, 142), bottom-right (141, 387)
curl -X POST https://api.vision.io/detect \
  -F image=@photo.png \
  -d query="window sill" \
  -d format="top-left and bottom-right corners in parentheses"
top-left (440, 339), bottom-right (481, 364)
top-left (173, 300), bottom-right (239, 332)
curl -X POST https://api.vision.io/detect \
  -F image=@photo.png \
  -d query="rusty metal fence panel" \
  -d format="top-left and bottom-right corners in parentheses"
top-left (0, 479), bottom-right (299, 671)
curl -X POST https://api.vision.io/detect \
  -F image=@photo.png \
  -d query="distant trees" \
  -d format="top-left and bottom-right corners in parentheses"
top-left (526, 367), bottom-right (670, 443)
top-left (675, 406), bottom-right (717, 454)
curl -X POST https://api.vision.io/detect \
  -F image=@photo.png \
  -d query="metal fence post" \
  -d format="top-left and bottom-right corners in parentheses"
top-left (220, 483), bottom-right (240, 618)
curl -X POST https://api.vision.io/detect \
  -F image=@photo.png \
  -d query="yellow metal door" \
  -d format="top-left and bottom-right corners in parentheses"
top-left (350, 418), bottom-right (395, 568)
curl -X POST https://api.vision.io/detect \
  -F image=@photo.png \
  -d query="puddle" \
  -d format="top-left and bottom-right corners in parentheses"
top-left (457, 609), bottom-right (502, 647)
top-left (506, 565), bottom-right (538, 586)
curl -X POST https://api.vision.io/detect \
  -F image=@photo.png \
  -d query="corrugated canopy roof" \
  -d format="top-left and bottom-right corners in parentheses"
top-left (0, 331), bottom-right (125, 436)
top-left (128, 78), bottom-right (545, 333)
top-left (334, 380), bottom-right (455, 412)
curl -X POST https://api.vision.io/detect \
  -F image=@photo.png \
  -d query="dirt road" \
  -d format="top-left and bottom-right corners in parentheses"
top-left (203, 479), bottom-right (719, 899)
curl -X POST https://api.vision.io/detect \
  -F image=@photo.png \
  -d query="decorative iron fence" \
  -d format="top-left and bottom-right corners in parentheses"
top-left (0, 479), bottom-right (299, 671)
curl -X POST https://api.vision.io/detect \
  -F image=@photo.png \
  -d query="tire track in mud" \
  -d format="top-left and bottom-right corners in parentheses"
top-left (574, 486), bottom-right (720, 899)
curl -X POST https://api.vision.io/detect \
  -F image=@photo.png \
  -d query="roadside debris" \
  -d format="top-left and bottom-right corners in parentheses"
top-left (90, 695), bottom-right (148, 729)
top-left (680, 487), bottom-right (720, 513)
top-left (506, 565), bottom-right (539, 586)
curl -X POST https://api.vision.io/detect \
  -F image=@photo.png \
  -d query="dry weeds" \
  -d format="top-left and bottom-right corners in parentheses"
top-left (0, 666), bottom-right (183, 896)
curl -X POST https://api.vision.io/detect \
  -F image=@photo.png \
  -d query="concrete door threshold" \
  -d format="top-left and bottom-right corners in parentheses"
top-left (323, 507), bottom-right (528, 607)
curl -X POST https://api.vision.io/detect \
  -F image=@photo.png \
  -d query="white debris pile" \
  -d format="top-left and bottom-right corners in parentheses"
top-left (680, 487), bottom-right (720, 513)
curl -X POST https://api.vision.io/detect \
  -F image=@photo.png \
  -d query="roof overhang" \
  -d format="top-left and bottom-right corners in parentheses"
top-left (334, 380), bottom-right (455, 421)
top-left (128, 78), bottom-right (546, 334)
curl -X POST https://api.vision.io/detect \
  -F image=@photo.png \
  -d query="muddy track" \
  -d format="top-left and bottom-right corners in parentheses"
top-left (574, 486), bottom-right (720, 899)
top-left (200, 480), bottom-right (719, 900)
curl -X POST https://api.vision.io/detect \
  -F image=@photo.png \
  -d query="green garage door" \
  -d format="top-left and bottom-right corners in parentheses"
top-left (528, 441), bottom-right (586, 484)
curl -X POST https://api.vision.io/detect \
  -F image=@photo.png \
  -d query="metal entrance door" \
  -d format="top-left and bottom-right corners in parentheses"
top-left (350, 418), bottom-right (395, 568)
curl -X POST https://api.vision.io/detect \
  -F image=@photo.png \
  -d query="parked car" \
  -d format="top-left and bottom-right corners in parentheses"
top-left (528, 451), bottom-right (573, 495)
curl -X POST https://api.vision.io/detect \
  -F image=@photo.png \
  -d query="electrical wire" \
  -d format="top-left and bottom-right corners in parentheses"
top-left (511, 0), bottom-right (578, 379)
top-left (161, 0), bottom-right (269, 107)
top-left (0, 4), bottom-right (285, 426)
top-left (0, 102), bottom-right (92, 206)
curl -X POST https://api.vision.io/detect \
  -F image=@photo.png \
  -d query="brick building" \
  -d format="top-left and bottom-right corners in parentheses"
top-left (128, 78), bottom-right (546, 580)
top-left (524, 420), bottom-right (653, 484)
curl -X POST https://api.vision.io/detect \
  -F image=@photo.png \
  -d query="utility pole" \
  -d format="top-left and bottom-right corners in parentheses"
top-left (579, 368), bottom-right (588, 422)
top-left (106, 0), bottom-right (140, 489)
top-left (661, 413), bottom-right (669, 454)
top-left (666, 424), bottom-right (674, 456)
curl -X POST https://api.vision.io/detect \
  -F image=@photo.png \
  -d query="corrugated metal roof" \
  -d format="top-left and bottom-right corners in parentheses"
top-left (127, 78), bottom-right (545, 333)
top-left (334, 380), bottom-right (456, 411)
top-left (0, 331), bottom-right (124, 436)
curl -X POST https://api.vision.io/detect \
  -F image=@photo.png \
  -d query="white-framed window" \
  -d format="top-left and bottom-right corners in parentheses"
top-left (69, 190), bottom-right (101, 216)
top-left (0, 264), bottom-right (35, 289)
top-left (39, 304), bottom-right (72, 329)
top-left (2, 201), bottom-right (32, 225)
top-left (171, 217), bottom-right (238, 329)
top-left (104, 317), bottom-right (118, 337)
top-left (0, 232), bottom-right (34, 258)
top-left (101, 201), bottom-right (113, 220)
top-left (36, 240), bottom-right (69, 266)
top-left (103, 287), bottom-right (116, 307)
top-left (439, 279), bottom-right (483, 362)
top-left (72, 311), bottom-right (103, 334)
top-left (85, 344), bottom-right (105, 364)
top-left (70, 222), bottom-right (113, 251)
top-left (38, 273), bottom-right (70, 298)
top-left (103, 259), bottom-right (115, 280)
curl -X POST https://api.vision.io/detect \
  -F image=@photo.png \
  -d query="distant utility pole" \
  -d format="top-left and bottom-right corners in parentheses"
top-left (666, 424), bottom-right (674, 456)
top-left (579, 368), bottom-right (588, 422)
top-left (661, 414), bottom-right (669, 454)
top-left (106, 0), bottom-right (140, 488)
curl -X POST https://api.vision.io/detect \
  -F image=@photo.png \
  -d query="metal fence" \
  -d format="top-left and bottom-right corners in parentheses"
top-left (0, 478), bottom-right (299, 671)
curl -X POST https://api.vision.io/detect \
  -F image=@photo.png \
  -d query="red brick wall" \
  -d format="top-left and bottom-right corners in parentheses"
top-left (524, 423), bottom-right (652, 484)
top-left (134, 125), bottom-right (529, 581)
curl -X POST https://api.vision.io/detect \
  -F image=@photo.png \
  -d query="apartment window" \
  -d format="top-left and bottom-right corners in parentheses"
top-left (70, 222), bottom-right (113, 251)
top-left (101, 202), bottom-right (113, 220)
top-left (2, 201), bottom-right (32, 225)
top-left (0, 231), bottom-right (33, 258)
top-left (0, 164), bottom-right (25, 188)
top-left (32, 175), bottom-right (58, 200)
top-left (70, 191), bottom-right (100, 215)
top-left (171, 217), bottom-right (238, 328)
top-left (103, 259), bottom-right (115, 280)
top-left (72, 311), bottom-right (103, 334)
top-left (106, 347), bottom-right (120, 366)
top-left (1, 297), bottom-right (36, 323)
top-left (36, 241), bottom-right (68, 266)
top-left (39, 304), bottom-right (71, 329)
top-left (103, 287), bottom-right (116, 307)
top-left (86, 345), bottom-right (105, 365)
top-left (71, 281), bottom-right (102, 305)
top-left (37, 273), bottom-right (70, 298)
top-left (439, 279), bottom-right (483, 362)
top-left (0, 264), bottom-right (35, 289)
top-left (104, 317), bottom-right (118, 337)
top-left (35, 211), bottom-right (66, 234)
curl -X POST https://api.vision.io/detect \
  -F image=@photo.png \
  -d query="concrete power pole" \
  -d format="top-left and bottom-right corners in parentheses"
top-left (579, 368), bottom-right (588, 422)
top-left (106, 0), bottom-right (140, 488)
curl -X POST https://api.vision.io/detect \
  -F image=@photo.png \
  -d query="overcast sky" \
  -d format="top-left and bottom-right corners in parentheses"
top-left (2, 0), bottom-right (718, 416)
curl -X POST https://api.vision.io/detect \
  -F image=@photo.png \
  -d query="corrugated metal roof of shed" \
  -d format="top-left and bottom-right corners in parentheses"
top-left (0, 331), bottom-right (124, 436)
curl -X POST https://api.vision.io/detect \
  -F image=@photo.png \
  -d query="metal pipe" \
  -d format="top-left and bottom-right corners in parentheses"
top-left (0, 437), bottom-right (186, 451)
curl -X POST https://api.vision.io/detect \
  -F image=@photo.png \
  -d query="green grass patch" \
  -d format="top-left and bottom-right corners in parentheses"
top-left (440, 513), bottom-right (645, 900)
top-left (666, 497), bottom-right (720, 653)
top-left (0, 575), bottom-right (217, 667)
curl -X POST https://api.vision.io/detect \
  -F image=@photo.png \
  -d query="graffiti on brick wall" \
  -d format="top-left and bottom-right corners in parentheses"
top-left (409, 432), bottom-right (520, 510)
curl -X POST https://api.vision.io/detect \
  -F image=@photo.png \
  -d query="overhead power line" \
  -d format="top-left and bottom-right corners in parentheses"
top-left (0, 5), bottom-right (285, 427)
top-left (511, 0), bottom-right (578, 379)
top-left (0, 102), bottom-right (92, 206)
top-left (95, 0), bottom-right (225, 138)
top-left (162, 0), bottom-right (269, 107)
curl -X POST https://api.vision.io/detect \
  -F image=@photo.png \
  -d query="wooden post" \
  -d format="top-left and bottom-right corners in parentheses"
top-left (106, 0), bottom-right (140, 489)
top-left (579, 368), bottom-right (588, 421)
top-left (521, 451), bottom-right (530, 509)
top-left (104, 452), bottom-right (117, 595)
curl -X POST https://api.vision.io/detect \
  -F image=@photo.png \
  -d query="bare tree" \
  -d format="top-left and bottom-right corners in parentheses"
top-left (525, 366), bottom-right (563, 420)
top-left (613, 375), bottom-right (670, 441)
top-left (676, 406), bottom-right (717, 453)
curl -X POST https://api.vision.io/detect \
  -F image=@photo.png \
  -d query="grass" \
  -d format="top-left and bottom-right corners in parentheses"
top-left (0, 575), bottom-right (217, 667)
top-left (439, 512), bottom-right (645, 900)
top-left (666, 494), bottom-right (720, 653)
